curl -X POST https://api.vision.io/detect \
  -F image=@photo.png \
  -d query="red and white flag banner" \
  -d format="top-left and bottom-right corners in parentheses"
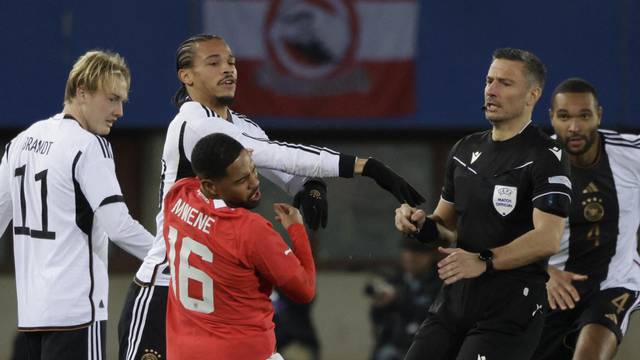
top-left (203, 0), bottom-right (418, 119)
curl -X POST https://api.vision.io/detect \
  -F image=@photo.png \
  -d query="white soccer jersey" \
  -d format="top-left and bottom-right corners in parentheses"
top-left (550, 129), bottom-right (640, 293)
top-left (135, 102), bottom-right (351, 285)
top-left (0, 114), bottom-right (153, 330)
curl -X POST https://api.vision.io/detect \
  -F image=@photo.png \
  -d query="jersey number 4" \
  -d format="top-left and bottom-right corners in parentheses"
top-left (167, 225), bottom-right (214, 314)
top-left (13, 165), bottom-right (56, 240)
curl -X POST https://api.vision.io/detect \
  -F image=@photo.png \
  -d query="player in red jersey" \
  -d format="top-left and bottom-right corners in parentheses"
top-left (163, 132), bottom-right (315, 360)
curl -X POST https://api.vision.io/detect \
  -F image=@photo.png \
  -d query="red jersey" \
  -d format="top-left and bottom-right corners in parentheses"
top-left (164, 178), bottom-right (315, 360)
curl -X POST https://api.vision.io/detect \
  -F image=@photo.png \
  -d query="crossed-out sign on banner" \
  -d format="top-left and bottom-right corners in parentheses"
top-left (203, 0), bottom-right (418, 119)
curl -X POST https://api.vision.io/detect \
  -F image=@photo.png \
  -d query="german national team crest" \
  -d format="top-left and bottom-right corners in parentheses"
top-left (493, 185), bottom-right (517, 216)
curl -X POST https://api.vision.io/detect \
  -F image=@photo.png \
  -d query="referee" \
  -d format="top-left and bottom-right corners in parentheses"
top-left (395, 48), bottom-right (572, 359)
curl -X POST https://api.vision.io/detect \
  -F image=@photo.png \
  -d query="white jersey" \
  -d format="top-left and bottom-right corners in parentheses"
top-left (0, 114), bottom-right (154, 330)
top-left (135, 102), bottom-right (351, 286)
top-left (550, 129), bottom-right (640, 293)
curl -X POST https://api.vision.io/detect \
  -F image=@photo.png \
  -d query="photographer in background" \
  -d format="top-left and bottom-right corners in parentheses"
top-left (366, 237), bottom-right (442, 360)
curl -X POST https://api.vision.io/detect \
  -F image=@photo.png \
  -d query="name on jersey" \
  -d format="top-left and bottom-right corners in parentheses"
top-left (21, 137), bottom-right (53, 155)
top-left (170, 198), bottom-right (214, 234)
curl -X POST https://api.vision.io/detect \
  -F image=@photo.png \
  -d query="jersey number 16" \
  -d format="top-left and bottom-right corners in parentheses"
top-left (167, 225), bottom-right (215, 314)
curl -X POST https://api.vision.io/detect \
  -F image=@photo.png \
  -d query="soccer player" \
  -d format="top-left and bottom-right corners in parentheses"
top-left (118, 34), bottom-right (424, 359)
top-left (395, 48), bottom-right (573, 360)
top-left (164, 133), bottom-right (315, 360)
top-left (0, 50), bottom-right (154, 359)
top-left (531, 78), bottom-right (640, 360)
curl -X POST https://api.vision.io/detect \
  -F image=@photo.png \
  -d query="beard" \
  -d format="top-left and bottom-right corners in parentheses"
top-left (216, 96), bottom-right (235, 107)
top-left (226, 198), bottom-right (260, 210)
top-left (560, 129), bottom-right (599, 156)
top-left (224, 189), bottom-right (261, 210)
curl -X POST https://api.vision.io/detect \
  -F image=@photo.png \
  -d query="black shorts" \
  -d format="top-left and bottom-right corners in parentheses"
top-left (532, 287), bottom-right (640, 360)
top-left (21, 321), bottom-right (106, 360)
top-left (118, 281), bottom-right (168, 360)
top-left (405, 274), bottom-right (546, 360)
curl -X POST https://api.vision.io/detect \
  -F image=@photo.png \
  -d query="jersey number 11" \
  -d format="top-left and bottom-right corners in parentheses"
top-left (13, 165), bottom-right (56, 240)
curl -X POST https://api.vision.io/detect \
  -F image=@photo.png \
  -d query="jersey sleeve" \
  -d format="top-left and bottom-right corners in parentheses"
top-left (239, 121), bottom-right (308, 195)
top-left (183, 115), bottom-right (354, 178)
top-left (618, 133), bottom-right (640, 183)
top-left (243, 217), bottom-right (315, 302)
top-left (75, 138), bottom-right (123, 211)
top-left (258, 169), bottom-right (307, 196)
top-left (94, 203), bottom-right (154, 260)
top-left (0, 143), bottom-right (13, 235)
top-left (441, 139), bottom-right (463, 203)
top-left (530, 146), bottom-right (572, 217)
top-left (76, 138), bottom-right (153, 259)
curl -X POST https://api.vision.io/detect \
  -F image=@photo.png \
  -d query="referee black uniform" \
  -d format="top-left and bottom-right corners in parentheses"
top-left (406, 123), bottom-right (572, 360)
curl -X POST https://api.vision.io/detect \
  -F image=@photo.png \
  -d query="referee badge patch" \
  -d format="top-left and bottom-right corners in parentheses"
top-left (493, 185), bottom-right (518, 216)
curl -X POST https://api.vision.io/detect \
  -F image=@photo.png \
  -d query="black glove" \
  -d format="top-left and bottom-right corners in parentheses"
top-left (293, 179), bottom-right (328, 230)
top-left (362, 158), bottom-right (425, 207)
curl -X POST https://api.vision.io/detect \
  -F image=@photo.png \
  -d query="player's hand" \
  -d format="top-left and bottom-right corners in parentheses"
top-left (394, 203), bottom-right (426, 234)
top-left (437, 247), bottom-right (485, 285)
top-left (546, 265), bottom-right (588, 310)
top-left (274, 203), bottom-right (304, 229)
top-left (362, 158), bottom-right (426, 207)
top-left (293, 179), bottom-right (327, 230)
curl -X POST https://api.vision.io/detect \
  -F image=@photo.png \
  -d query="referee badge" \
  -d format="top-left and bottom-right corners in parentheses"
top-left (493, 185), bottom-right (518, 216)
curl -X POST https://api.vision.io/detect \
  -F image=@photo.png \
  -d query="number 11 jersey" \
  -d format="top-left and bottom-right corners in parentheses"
top-left (0, 114), bottom-right (128, 330)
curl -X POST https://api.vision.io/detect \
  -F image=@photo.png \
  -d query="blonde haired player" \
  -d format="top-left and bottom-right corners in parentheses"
top-left (0, 50), bottom-right (153, 360)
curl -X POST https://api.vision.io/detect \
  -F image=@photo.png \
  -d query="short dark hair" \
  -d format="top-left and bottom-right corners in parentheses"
top-left (191, 133), bottom-right (244, 180)
top-left (172, 34), bottom-right (225, 107)
top-left (550, 77), bottom-right (599, 109)
top-left (492, 48), bottom-right (546, 89)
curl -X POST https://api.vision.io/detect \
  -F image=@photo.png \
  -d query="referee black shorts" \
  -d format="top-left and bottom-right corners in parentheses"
top-left (118, 281), bottom-right (168, 360)
top-left (532, 287), bottom-right (640, 360)
top-left (405, 274), bottom-right (546, 360)
top-left (22, 321), bottom-right (106, 360)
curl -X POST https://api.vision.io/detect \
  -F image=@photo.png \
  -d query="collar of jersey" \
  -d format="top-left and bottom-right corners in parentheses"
top-left (213, 199), bottom-right (227, 209)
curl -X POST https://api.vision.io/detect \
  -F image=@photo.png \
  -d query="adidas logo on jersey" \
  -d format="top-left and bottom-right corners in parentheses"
top-left (582, 182), bottom-right (599, 194)
top-left (605, 313), bottom-right (618, 324)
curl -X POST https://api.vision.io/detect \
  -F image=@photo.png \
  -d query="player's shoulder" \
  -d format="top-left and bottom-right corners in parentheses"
top-left (19, 114), bottom-right (112, 157)
top-left (233, 210), bottom-right (275, 240)
top-left (169, 177), bottom-right (200, 195)
top-left (600, 129), bottom-right (640, 150)
top-left (164, 177), bottom-right (201, 209)
top-left (229, 109), bottom-right (261, 129)
top-left (176, 101), bottom-right (223, 122)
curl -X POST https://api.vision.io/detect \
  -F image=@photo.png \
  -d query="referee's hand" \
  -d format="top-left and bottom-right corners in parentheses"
top-left (546, 265), bottom-right (588, 310)
top-left (395, 204), bottom-right (426, 234)
top-left (437, 247), bottom-right (486, 285)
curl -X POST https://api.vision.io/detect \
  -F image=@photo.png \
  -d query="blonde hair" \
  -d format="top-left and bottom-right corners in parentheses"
top-left (64, 50), bottom-right (131, 104)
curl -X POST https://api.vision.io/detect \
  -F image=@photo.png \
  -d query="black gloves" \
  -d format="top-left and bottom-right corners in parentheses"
top-left (293, 179), bottom-right (328, 230)
top-left (362, 158), bottom-right (425, 207)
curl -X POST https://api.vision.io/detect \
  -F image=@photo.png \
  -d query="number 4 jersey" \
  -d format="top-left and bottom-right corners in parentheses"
top-left (0, 114), bottom-right (153, 330)
top-left (163, 178), bottom-right (315, 360)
